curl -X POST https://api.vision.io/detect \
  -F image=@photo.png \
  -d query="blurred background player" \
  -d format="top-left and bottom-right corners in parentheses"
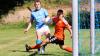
top-left (24, 0), bottom-right (50, 54)
top-left (25, 9), bottom-right (72, 53)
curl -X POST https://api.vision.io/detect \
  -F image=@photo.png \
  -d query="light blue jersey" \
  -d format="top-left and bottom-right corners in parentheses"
top-left (31, 8), bottom-right (48, 29)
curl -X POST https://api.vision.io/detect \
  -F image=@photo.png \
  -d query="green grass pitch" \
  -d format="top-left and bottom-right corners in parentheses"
top-left (0, 27), bottom-right (72, 56)
top-left (0, 24), bottom-right (100, 56)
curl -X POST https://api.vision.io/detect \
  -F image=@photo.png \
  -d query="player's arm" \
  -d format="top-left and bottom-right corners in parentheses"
top-left (24, 18), bottom-right (33, 33)
top-left (24, 7), bottom-right (33, 33)
top-left (48, 16), bottom-right (54, 24)
top-left (44, 9), bottom-right (53, 24)
top-left (66, 24), bottom-right (72, 38)
top-left (62, 18), bottom-right (72, 38)
top-left (49, 16), bottom-right (56, 24)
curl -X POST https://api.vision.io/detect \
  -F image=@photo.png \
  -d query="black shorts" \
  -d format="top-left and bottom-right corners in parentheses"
top-left (48, 36), bottom-right (64, 45)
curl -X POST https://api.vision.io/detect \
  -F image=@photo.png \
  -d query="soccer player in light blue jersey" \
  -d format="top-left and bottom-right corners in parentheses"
top-left (24, 0), bottom-right (50, 54)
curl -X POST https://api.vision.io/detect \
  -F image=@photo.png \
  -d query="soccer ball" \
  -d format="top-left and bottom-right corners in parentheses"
top-left (43, 17), bottom-right (52, 24)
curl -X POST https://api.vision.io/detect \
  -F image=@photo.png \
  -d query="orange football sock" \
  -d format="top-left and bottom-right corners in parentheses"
top-left (64, 47), bottom-right (72, 53)
top-left (31, 44), bottom-right (41, 49)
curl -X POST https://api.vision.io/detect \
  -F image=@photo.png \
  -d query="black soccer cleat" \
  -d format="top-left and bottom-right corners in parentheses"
top-left (25, 44), bottom-right (31, 52)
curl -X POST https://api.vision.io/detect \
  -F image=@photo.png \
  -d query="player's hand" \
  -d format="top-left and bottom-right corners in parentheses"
top-left (60, 15), bottom-right (63, 19)
top-left (24, 29), bottom-right (28, 34)
top-left (70, 33), bottom-right (72, 38)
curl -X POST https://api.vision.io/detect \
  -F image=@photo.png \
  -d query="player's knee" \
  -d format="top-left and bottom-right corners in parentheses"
top-left (46, 33), bottom-right (51, 38)
top-left (45, 31), bottom-right (50, 35)
top-left (36, 39), bottom-right (42, 44)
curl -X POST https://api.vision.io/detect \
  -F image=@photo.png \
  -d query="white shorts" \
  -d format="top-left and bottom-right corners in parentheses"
top-left (36, 25), bottom-right (50, 36)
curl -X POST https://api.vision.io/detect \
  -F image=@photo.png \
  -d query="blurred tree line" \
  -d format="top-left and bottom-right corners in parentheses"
top-left (65, 11), bottom-right (100, 29)
top-left (0, 0), bottom-right (34, 18)
top-left (0, 0), bottom-right (70, 19)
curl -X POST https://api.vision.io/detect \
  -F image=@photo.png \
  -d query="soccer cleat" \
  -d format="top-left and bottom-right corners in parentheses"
top-left (38, 47), bottom-right (44, 54)
top-left (25, 44), bottom-right (31, 52)
top-left (38, 48), bottom-right (41, 54)
top-left (41, 44), bottom-right (47, 54)
top-left (41, 46), bottom-right (45, 54)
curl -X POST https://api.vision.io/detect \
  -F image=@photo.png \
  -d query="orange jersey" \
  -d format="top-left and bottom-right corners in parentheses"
top-left (53, 16), bottom-right (68, 40)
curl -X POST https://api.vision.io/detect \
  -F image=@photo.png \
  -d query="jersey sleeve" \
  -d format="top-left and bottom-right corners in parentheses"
top-left (62, 18), bottom-right (71, 29)
top-left (52, 16), bottom-right (56, 22)
top-left (31, 13), bottom-right (34, 20)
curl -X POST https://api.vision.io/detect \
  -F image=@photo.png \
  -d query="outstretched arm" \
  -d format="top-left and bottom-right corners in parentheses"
top-left (66, 24), bottom-right (72, 38)
top-left (24, 7), bottom-right (33, 33)
top-left (24, 19), bottom-right (33, 33)
top-left (62, 18), bottom-right (72, 38)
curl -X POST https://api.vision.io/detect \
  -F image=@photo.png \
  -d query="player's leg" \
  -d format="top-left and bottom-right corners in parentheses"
top-left (59, 44), bottom-right (72, 53)
top-left (41, 25), bottom-right (50, 53)
top-left (41, 34), bottom-right (50, 53)
top-left (25, 44), bottom-right (40, 52)
top-left (25, 30), bottom-right (42, 52)
top-left (25, 38), bottom-right (50, 52)
top-left (36, 30), bottom-right (43, 54)
top-left (31, 38), bottom-right (50, 48)
top-left (25, 25), bottom-right (50, 52)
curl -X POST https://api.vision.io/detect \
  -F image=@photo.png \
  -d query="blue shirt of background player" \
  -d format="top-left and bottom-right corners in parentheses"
top-left (31, 8), bottom-right (48, 29)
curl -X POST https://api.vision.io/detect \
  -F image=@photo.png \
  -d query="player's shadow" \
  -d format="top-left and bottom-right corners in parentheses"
top-left (63, 52), bottom-right (72, 56)
top-left (55, 51), bottom-right (72, 56)
top-left (9, 50), bottom-right (55, 56)
top-left (28, 51), bottom-right (38, 56)
top-left (29, 52), bottom-right (55, 56)
top-left (8, 50), bottom-right (33, 53)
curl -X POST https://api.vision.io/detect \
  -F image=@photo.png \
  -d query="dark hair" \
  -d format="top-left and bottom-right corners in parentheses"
top-left (57, 9), bottom-right (63, 14)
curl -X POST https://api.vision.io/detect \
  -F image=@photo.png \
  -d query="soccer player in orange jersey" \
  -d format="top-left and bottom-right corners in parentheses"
top-left (25, 9), bottom-right (72, 53)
